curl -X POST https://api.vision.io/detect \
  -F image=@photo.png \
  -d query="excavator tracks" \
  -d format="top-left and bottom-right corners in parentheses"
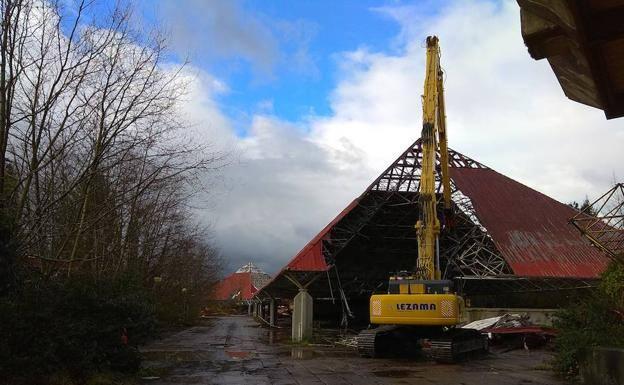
top-left (423, 338), bottom-right (454, 362)
top-left (423, 328), bottom-right (487, 362)
top-left (356, 328), bottom-right (378, 357)
top-left (356, 325), bottom-right (398, 358)
top-left (357, 326), bottom-right (487, 362)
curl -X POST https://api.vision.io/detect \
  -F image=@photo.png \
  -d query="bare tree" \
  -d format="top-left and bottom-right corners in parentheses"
top-left (1, 0), bottom-right (225, 296)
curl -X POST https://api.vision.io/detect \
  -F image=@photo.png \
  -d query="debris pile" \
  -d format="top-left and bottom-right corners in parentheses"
top-left (463, 313), bottom-right (531, 331)
top-left (463, 313), bottom-right (557, 350)
top-left (335, 336), bottom-right (359, 348)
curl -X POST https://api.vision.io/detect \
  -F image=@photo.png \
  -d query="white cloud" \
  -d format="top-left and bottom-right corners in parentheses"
top-left (177, 68), bottom-right (372, 272)
top-left (313, 1), bottom-right (623, 203)
top-left (174, 66), bottom-right (236, 151)
top-left (181, 1), bottom-right (624, 273)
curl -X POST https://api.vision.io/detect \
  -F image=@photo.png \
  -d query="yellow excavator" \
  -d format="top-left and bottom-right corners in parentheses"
top-left (357, 36), bottom-right (487, 362)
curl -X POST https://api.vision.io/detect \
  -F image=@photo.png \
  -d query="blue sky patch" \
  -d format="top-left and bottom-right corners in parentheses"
top-left (136, 0), bottom-right (409, 135)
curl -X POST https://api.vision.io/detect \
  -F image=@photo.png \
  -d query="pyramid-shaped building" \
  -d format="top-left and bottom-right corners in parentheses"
top-left (212, 262), bottom-right (271, 302)
top-left (254, 139), bottom-right (609, 308)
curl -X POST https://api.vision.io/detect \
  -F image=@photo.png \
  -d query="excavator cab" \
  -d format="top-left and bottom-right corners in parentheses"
top-left (387, 273), bottom-right (453, 294)
top-left (370, 274), bottom-right (463, 326)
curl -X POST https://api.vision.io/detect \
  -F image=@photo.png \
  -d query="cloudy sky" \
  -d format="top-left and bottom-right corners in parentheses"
top-left (135, 0), bottom-right (623, 275)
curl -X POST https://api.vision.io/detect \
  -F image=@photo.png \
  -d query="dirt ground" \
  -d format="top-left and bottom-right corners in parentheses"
top-left (140, 315), bottom-right (571, 385)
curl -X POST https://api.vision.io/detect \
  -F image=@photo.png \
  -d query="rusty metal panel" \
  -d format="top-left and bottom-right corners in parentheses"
top-left (285, 242), bottom-right (327, 272)
top-left (254, 199), bottom-right (361, 296)
top-left (451, 168), bottom-right (609, 278)
top-left (213, 273), bottom-right (255, 301)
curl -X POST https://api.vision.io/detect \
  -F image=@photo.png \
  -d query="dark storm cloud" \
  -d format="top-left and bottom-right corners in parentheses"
top-left (158, 0), bottom-right (278, 72)
top-left (206, 116), bottom-right (373, 274)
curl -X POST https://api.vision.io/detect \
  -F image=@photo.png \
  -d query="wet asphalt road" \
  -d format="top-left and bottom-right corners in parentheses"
top-left (140, 315), bottom-right (571, 385)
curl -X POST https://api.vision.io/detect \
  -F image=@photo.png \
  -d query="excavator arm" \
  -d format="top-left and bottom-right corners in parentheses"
top-left (415, 36), bottom-right (451, 280)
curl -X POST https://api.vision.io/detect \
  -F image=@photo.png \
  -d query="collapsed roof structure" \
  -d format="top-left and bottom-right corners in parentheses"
top-left (571, 183), bottom-right (624, 264)
top-left (254, 139), bottom-right (610, 306)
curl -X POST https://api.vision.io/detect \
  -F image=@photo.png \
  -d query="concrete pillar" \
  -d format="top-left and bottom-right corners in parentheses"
top-left (247, 302), bottom-right (252, 315)
top-left (255, 302), bottom-right (261, 318)
top-left (292, 288), bottom-right (313, 342)
top-left (269, 299), bottom-right (276, 327)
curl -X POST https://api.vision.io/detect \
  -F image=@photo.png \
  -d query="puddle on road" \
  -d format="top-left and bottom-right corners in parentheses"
top-left (275, 346), bottom-right (322, 360)
top-left (290, 347), bottom-right (316, 360)
top-left (372, 369), bottom-right (424, 378)
top-left (263, 328), bottom-right (291, 345)
top-left (277, 346), bottom-right (356, 360)
top-left (225, 350), bottom-right (254, 360)
top-left (142, 350), bottom-right (213, 362)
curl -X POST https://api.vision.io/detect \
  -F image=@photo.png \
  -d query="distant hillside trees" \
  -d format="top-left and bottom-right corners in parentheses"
top-left (568, 197), bottom-right (594, 215)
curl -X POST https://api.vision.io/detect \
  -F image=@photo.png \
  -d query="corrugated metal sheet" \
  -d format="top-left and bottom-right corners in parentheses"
top-left (482, 326), bottom-right (557, 336)
top-left (451, 168), bottom-right (609, 278)
top-left (251, 199), bottom-right (360, 296)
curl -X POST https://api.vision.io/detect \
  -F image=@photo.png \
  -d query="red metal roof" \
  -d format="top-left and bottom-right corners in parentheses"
top-left (252, 199), bottom-right (360, 295)
top-left (280, 198), bottom-right (361, 272)
top-left (451, 168), bottom-right (609, 278)
top-left (212, 272), bottom-right (256, 301)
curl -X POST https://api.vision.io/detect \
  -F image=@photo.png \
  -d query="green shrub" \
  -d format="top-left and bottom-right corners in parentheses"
top-left (600, 262), bottom-right (624, 309)
top-left (0, 274), bottom-right (157, 380)
top-left (554, 262), bottom-right (624, 376)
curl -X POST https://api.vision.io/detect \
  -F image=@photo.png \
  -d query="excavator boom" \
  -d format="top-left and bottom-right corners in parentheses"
top-left (416, 36), bottom-right (449, 280)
